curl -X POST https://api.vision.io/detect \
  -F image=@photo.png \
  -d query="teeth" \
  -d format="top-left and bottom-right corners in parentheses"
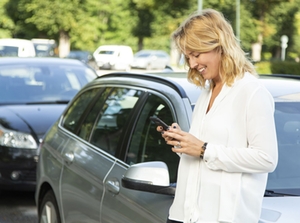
top-left (199, 67), bottom-right (205, 73)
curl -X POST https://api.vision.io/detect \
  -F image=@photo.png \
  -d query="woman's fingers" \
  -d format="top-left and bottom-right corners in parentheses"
top-left (171, 123), bottom-right (181, 131)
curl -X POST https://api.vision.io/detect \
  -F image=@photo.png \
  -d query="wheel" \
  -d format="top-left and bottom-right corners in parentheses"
top-left (39, 190), bottom-right (61, 223)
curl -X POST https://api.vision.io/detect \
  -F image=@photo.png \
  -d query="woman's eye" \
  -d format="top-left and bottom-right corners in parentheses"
top-left (195, 54), bottom-right (200, 58)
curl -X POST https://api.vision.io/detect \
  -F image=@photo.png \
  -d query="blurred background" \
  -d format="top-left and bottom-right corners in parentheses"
top-left (0, 0), bottom-right (300, 74)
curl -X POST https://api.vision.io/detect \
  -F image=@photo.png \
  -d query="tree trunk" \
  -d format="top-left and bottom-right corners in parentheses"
top-left (138, 37), bottom-right (143, 51)
top-left (58, 30), bottom-right (70, 58)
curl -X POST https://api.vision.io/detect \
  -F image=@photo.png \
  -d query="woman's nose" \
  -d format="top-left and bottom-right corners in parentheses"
top-left (189, 58), bottom-right (198, 69)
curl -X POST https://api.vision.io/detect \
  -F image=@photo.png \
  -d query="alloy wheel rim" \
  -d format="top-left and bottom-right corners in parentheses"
top-left (40, 201), bottom-right (57, 223)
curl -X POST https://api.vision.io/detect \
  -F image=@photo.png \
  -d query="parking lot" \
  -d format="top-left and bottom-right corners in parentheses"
top-left (0, 190), bottom-right (37, 223)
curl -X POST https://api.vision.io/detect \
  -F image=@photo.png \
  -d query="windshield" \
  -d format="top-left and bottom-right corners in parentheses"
top-left (33, 43), bottom-right (56, 57)
top-left (266, 101), bottom-right (300, 196)
top-left (99, 50), bottom-right (114, 55)
top-left (0, 46), bottom-right (19, 57)
top-left (0, 63), bottom-right (96, 104)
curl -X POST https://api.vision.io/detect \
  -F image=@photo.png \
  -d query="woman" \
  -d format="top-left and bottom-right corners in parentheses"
top-left (159, 9), bottom-right (278, 223)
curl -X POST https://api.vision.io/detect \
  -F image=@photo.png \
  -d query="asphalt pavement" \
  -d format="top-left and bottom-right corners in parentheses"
top-left (0, 190), bottom-right (37, 223)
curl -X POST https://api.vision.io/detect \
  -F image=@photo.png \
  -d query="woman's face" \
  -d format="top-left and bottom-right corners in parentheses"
top-left (185, 49), bottom-right (222, 83)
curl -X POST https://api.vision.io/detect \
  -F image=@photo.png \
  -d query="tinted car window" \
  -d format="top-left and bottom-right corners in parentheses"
top-left (90, 88), bottom-right (143, 155)
top-left (98, 50), bottom-right (114, 55)
top-left (77, 87), bottom-right (112, 141)
top-left (62, 88), bottom-right (100, 133)
top-left (126, 93), bottom-right (179, 183)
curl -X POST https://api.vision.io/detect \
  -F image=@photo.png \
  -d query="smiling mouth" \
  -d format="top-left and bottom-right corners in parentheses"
top-left (199, 67), bottom-right (206, 73)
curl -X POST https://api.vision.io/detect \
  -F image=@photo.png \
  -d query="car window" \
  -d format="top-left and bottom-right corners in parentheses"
top-left (77, 87), bottom-right (112, 141)
top-left (0, 46), bottom-right (19, 56)
top-left (62, 88), bottom-right (100, 133)
top-left (89, 88), bottom-right (143, 156)
top-left (126, 93), bottom-right (179, 183)
top-left (136, 53), bottom-right (150, 58)
top-left (0, 64), bottom-right (96, 103)
top-left (99, 50), bottom-right (114, 55)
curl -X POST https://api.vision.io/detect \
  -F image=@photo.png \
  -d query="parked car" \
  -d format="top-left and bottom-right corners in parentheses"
top-left (130, 50), bottom-right (170, 70)
top-left (0, 57), bottom-right (97, 191)
top-left (0, 38), bottom-right (36, 57)
top-left (93, 45), bottom-right (133, 71)
top-left (31, 38), bottom-right (57, 57)
top-left (66, 50), bottom-right (98, 71)
top-left (35, 72), bottom-right (300, 223)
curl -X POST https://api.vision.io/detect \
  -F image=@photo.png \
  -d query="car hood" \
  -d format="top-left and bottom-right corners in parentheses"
top-left (260, 197), bottom-right (300, 222)
top-left (0, 104), bottom-right (66, 140)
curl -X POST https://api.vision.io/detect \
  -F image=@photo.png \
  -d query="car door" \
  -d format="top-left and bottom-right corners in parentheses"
top-left (100, 91), bottom-right (182, 223)
top-left (59, 87), bottom-right (112, 223)
top-left (60, 86), bottom-right (144, 223)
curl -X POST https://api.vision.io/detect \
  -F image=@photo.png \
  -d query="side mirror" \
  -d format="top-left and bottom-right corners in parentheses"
top-left (122, 161), bottom-right (175, 196)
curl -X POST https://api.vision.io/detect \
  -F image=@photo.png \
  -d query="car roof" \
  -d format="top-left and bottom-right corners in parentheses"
top-left (135, 50), bottom-right (169, 55)
top-left (93, 72), bottom-right (300, 105)
top-left (259, 74), bottom-right (300, 101)
top-left (94, 72), bottom-right (200, 104)
top-left (0, 57), bottom-right (87, 66)
top-left (0, 38), bottom-right (33, 45)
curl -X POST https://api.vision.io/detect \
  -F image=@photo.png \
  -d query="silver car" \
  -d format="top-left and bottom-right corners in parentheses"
top-left (130, 50), bottom-right (170, 70)
top-left (35, 72), bottom-right (300, 223)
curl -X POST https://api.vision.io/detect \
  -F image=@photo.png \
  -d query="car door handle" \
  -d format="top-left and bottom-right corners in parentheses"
top-left (64, 152), bottom-right (74, 165)
top-left (106, 178), bottom-right (120, 195)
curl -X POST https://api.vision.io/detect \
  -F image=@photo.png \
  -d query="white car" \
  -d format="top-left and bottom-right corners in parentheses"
top-left (0, 38), bottom-right (36, 57)
top-left (93, 45), bottom-right (133, 71)
top-left (131, 50), bottom-right (170, 70)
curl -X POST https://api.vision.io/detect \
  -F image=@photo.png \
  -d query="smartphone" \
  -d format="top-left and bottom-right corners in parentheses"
top-left (149, 116), bottom-right (169, 131)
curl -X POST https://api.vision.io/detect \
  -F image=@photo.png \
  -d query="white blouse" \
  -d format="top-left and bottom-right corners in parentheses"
top-left (168, 72), bottom-right (278, 223)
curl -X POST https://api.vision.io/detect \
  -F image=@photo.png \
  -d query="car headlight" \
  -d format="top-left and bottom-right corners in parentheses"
top-left (0, 125), bottom-right (37, 149)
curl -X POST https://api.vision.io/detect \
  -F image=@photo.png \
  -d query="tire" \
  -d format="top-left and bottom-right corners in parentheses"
top-left (39, 190), bottom-right (61, 223)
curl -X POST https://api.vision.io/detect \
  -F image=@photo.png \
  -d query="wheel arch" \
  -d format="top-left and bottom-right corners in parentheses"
top-left (37, 182), bottom-right (54, 215)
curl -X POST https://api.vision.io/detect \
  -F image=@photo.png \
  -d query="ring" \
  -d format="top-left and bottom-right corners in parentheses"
top-left (174, 141), bottom-right (182, 149)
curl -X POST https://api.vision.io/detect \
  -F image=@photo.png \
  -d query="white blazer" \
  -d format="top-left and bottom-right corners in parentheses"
top-left (168, 72), bottom-right (278, 223)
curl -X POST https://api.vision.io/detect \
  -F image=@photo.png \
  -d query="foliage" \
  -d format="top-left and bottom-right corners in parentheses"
top-left (254, 61), bottom-right (272, 74)
top-left (255, 60), bottom-right (300, 75)
top-left (1, 0), bottom-right (300, 61)
top-left (271, 61), bottom-right (300, 75)
top-left (263, 1), bottom-right (300, 60)
top-left (0, 0), bottom-right (15, 38)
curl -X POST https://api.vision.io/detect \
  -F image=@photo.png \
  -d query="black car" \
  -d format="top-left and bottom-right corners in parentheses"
top-left (66, 50), bottom-right (99, 71)
top-left (0, 57), bottom-right (97, 191)
top-left (35, 71), bottom-right (300, 222)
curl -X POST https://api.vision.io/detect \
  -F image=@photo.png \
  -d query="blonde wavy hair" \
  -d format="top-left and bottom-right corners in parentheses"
top-left (172, 9), bottom-right (257, 88)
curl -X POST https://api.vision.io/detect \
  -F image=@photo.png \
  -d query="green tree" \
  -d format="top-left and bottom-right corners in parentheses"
top-left (129, 0), bottom-right (192, 52)
top-left (0, 0), bottom-right (15, 38)
top-left (241, 0), bottom-right (291, 61)
top-left (6, 0), bottom-right (79, 56)
top-left (264, 0), bottom-right (300, 60)
top-left (202, 0), bottom-right (258, 54)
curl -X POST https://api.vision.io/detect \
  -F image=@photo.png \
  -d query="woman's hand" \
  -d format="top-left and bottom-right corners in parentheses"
top-left (157, 123), bottom-right (204, 157)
